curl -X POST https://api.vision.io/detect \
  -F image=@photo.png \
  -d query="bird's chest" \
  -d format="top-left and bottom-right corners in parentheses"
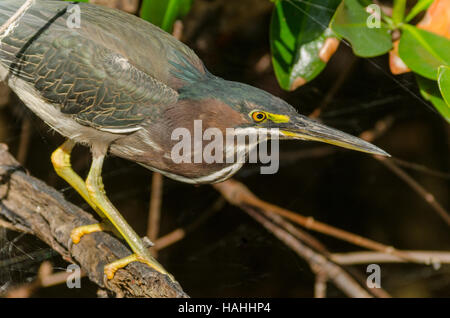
top-left (110, 126), bottom-right (257, 184)
top-left (151, 161), bottom-right (245, 184)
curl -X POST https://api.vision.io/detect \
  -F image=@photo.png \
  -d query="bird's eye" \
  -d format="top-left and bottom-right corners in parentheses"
top-left (251, 111), bottom-right (267, 123)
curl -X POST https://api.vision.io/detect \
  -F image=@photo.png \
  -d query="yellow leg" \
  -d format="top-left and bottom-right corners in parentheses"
top-left (51, 141), bottom-right (111, 242)
top-left (51, 140), bottom-right (98, 212)
top-left (86, 149), bottom-right (173, 281)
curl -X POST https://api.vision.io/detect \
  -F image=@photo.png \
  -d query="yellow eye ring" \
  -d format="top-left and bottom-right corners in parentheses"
top-left (251, 111), bottom-right (267, 123)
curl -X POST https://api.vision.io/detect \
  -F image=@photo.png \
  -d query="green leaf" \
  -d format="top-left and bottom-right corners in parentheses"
top-left (330, 0), bottom-right (392, 57)
top-left (398, 25), bottom-right (450, 80)
top-left (392, 0), bottom-right (406, 24)
top-left (438, 65), bottom-right (450, 106)
top-left (140, 0), bottom-right (193, 33)
top-left (270, 0), bottom-right (341, 91)
top-left (416, 75), bottom-right (450, 123)
top-left (405, 0), bottom-right (434, 22)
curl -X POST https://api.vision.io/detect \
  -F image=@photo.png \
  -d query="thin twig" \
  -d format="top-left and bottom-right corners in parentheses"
top-left (331, 251), bottom-right (450, 266)
top-left (377, 157), bottom-right (450, 226)
top-left (358, 117), bottom-right (450, 226)
top-left (219, 184), bottom-right (394, 298)
top-left (314, 271), bottom-right (328, 298)
top-left (213, 180), bottom-right (425, 264)
top-left (360, 116), bottom-right (395, 142)
top-left (172, 20), bottom-right (184, 41)
top-left (4, 261), bottom-right (88, 297)
top-left (391, 158), bottom-right (450, 179)
top-left (90, 0), bottom-right (140, 13)
top-left (244, 207), bottom-right (372, 298)
top-left (253, 200), bottom-right (394, 297)
top-left (5, 261), bottom-right (52, 298)
top-left (255, 203), bottom-right (330, 256)
top-left (0, 218), bottom-right (33, 234)
top-left (40, 269), bottom-right (87, 288)
top-left (254, 53), bottom-right (271, 74)
top-left (147, 172), bottom-right (163, 257)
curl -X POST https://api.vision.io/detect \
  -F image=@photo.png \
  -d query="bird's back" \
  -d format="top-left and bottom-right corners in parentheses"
top-left (0, 0), bottom-right (205, 132)
top-left (0, 0), bottom-right (204, 86)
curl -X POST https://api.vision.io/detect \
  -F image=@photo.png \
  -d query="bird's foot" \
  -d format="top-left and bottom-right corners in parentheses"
top-left (69, 223), bottom-right (174, 282)
top-left (69, 221), bottom-right (113, 246)
top-left (104, 253), bottom-right (175, 282)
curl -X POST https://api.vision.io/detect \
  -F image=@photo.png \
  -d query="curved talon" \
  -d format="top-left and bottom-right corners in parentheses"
top-left (103, 253), bottom-right (175, 282)
top-left (104, 254), bottom-right (138, 280)
top-left (70, 228), bottom-right (83, 245)
top-left (70, 223), bottom-right (108, 244)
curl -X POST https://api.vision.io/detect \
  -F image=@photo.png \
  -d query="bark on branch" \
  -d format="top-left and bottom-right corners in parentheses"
top-left (0, 143), bottom-right (187, 298)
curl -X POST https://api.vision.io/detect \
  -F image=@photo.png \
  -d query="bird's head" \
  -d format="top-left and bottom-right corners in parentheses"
top-left (172, 76), bottom-right (389, 157)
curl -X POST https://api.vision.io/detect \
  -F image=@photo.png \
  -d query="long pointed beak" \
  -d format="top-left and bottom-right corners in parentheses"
top-left (280, 115), bottom-right (390, 157)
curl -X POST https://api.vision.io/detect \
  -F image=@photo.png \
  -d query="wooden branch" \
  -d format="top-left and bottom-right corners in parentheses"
top-left (213, 179), bottom-right (424, 264)
top-left (244, 207), bottom-right (373, 298)
top-left (0, 144), bottom-right (187, 298)
top-left (314, 271), bottom-right (328, 298)
top-left (213, 181), bottom-right (395, 297)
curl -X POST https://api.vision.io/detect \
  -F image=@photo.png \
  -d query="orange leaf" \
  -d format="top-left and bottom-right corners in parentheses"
top-left (389, 0), bottom-right (450, 75)
top-left (417, 0), bottom-right (450, 39)
top-left (390, 39), bottom-right (410, 75)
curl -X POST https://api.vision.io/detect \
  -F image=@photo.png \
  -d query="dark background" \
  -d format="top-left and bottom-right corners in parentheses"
top-left (0, 0), bottom-right (448, 297)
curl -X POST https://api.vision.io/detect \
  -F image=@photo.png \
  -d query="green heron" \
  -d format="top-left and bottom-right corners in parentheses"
top-left (0, 0), bottom-right (389, 281)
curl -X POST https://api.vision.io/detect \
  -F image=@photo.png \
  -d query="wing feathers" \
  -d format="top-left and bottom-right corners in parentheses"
top-left (0, 0), bottom-right (198, 133)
